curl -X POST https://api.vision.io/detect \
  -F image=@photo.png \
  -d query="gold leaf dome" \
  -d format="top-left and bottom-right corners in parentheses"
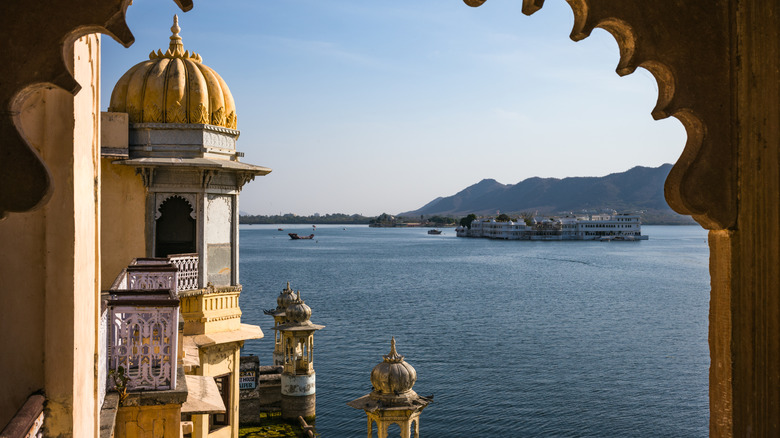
top-left (108, 15), bottom-right (237, 129)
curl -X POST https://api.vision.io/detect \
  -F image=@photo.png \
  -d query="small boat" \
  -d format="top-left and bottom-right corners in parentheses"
top-left (278, 228), bottom-right (284, 231)
top-left (427, 229), bottom-right (443, 235)
top-left (289, 233), bottom-right (315, 240)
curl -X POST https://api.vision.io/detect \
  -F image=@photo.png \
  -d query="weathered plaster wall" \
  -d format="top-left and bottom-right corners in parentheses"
top-left (206, 194), bottom-right (233, 286)
top-left (101, 158), bottom-right (146, 289)
top-left (0, 35), bottom-right (101, 435)
top-left (0, 173), bottom-right (45, 429)
top-left (197, 342), bottom-right (241, 438)
top-left (115, 404), bottom-right (182, 438)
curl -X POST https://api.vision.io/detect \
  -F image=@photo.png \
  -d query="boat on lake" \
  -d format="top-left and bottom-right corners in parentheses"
top-left (427, 229), bottom-right (443, 235)
top-left (289, 233), bottom-right (315, 240)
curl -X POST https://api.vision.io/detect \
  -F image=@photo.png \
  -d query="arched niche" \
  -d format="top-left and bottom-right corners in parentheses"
top-left (155, 194), bottom-right (196, 257)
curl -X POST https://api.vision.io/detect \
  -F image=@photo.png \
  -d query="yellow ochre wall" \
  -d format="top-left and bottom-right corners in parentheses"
top-left (100, 157), bottom-right (147, 289)
top-left (0, 35), bottom-right (102, 435)
top-left (193, 342), bottom-right (242, 438)
top-left (115, 404), bottom-right (182, 438)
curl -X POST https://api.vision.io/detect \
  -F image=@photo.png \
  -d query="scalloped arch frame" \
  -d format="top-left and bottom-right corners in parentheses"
top-left (0, 0), bottom-right (193, 219)
top-left (466, 0), bottom-right (735, 231)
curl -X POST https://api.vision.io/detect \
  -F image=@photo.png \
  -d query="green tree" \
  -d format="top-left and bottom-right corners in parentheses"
top-left (459, 214), bottom-right (477, 229)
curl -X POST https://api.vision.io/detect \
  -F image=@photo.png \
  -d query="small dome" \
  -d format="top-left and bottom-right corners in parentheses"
top-left (108, 15), bottom-right (237, 129)
top-left (276, 282), bottom-right (297, 311)
top-left (370, 338), bottom-right (417, 395)
top-left (285, 291), bottom-right (312, 323)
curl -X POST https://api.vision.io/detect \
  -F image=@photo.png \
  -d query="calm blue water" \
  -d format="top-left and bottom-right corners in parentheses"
top-left (239, 225), bottom-right (710, 437)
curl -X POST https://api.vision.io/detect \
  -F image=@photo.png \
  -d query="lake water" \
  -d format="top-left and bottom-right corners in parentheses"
top-left (239, 224), bottom-right (710, 437)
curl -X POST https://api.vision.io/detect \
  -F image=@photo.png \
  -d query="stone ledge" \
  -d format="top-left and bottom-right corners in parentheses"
top-left (120, 366), bottom-right (188, 407)
top-left (99, 393), bottom-right (119, 438)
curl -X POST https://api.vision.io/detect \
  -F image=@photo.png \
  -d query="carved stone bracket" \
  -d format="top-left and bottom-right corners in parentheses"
top-left (201, 169), bottom-right (217, 188)
top-left (237, 172), bottom-right (255, 191)
top-left (0, 0), bottom-right (193, 219)
top-left (464, 0), bottom-right (736, 230)
top-left (136, 167), bottom-right (155, 188)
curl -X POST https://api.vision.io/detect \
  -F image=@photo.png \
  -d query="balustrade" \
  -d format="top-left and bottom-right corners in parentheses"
top-left (168, 253), bottom-right (199, 291)
top-left (104, 253), bottom-right (199, 392)
top-left (127, 265), bottom-right (178, 295)
top-left (107, 290), bottom-right (179, 391)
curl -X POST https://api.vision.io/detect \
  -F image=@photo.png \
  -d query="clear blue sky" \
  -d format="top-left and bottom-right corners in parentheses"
top-left (101, 0), bottom-right (686, 216)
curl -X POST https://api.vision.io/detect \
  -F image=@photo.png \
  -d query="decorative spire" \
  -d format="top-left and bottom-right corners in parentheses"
top-left (149, 15), bottom-right (202, 62)
top-left (383, 337), bottom-right (404, 363)
top-left (169, 15), bottom-right (183, 54)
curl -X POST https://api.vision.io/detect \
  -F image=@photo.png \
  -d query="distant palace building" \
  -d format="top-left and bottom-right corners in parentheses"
top-left (456, 213), bottom-right (648, 241)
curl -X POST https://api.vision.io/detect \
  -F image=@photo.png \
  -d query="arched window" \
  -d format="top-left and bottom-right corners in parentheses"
top-left (155, 196), bottom-right (196, 257)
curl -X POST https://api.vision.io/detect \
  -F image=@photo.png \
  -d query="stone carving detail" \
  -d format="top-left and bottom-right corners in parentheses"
top-left (147, 103), bottom-right (164, 123)
top-left (211, 106), bottom-right (225, 127)
top-left (193, 103), bottom-right (209, 124)
top-left (465, 0), bottom-right (735, 230)
top-left (169, 254), bottom-right (199, 291)
top-left (156, 193), bottom-right (197, 220)
top-left (109, 305), bottom-right (178, 391)
top-left (207, 193), bottom-right (233, 225)
top-left (125, 104), bottom-right (142, 124)
top-left (202, 170), bottom-right (217, 188)
top-left (237, 172), bottom-right (255, 190)
top-left (136, 167), bottom-right (155, 188)
top-left (128, 271), bottom-right (177, 293)
top-left (0, 0), bottom-right (192, 217)
top-left (226, 111), bottom-right (237, 129)
top-left (167, 100), bottom-right (187, 124)
top-left (203, 130), bottom-right (233, 150)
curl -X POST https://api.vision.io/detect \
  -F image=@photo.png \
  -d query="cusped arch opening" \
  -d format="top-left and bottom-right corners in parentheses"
top-left (155, 195), bottom-right (196, 257)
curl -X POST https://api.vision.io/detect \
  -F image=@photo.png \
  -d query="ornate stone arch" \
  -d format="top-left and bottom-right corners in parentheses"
top-left (155, 193), bottom-right (197, 220)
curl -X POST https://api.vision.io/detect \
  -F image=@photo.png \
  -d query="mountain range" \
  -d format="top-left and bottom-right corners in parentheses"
top-left (399, 164), bottom-right (696, 224)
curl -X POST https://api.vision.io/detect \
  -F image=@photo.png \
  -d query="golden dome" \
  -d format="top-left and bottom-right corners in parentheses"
top-left (285, 291), bottom-right (313, 324)
top-left (275, 282), bottom-right (297, 313)
top-left (109, 15), bottom-right (237, 129)
top-left (370, 337), bottom-right (418, 396)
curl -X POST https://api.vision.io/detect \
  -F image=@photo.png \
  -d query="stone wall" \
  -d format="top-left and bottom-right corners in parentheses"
top-left (238, 356), bottom-right (282, 425)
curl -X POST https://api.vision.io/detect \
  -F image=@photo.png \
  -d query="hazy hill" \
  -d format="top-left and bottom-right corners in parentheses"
top-left (399, 164), bottom-right (695, 224)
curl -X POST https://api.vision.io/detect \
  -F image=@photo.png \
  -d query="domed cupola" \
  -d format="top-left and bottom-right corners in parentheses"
top-left (370, 337), bottom-right (418, 399)
top-left (274, 282), bottom-right (297, 314)
top-left (109, 15), bottom-right (237, 129)
top-left (284, 291), bottom-right (313, 324)
top-left (349, 338), bottom-right (432, 437)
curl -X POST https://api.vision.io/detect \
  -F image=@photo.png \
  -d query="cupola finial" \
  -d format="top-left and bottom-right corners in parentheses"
top-left (169, 15), bottom-right (183, 55)
top-left (384, 337), bottom-right (404, 363)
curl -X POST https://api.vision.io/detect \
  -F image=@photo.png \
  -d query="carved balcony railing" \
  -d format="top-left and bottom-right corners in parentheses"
top-left (107, 289), bottom-right (179, 391)
top-left (168, 253), bottom-right (199, 291)
top-left (129, 253), bottom-right (200, 294)
top-left (126, 265), bottom-right (179, 295)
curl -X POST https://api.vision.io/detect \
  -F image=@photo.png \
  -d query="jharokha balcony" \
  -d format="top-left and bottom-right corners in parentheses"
top-left (101, 253), bottom-right (229, 438)
top-left (105, 254), bottom-right (196, 393)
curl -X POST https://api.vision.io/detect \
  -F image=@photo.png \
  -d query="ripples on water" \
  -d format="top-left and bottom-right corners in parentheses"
top-left (239, 225), bottom-right (710, 437)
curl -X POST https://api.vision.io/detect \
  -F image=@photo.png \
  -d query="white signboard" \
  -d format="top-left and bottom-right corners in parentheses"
top-left (239, 371), bottom-right (256, 390)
